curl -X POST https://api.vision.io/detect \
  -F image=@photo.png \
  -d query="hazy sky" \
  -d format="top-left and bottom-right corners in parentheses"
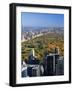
top-left (21, 12), bottom-right (64, 27)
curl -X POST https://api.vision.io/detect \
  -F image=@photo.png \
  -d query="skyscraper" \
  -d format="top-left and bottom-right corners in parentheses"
top-left (44, 48), bottom-right (59, 76)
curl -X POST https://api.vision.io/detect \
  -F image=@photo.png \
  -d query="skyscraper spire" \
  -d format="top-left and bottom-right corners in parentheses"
top-left (32, 48), bottom-right (35, 57)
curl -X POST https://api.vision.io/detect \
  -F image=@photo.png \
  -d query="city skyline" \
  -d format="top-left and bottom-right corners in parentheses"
top-left (21, 12), bottom-right (64, 78)
top-left (21, 12), bottom-right (64, 28)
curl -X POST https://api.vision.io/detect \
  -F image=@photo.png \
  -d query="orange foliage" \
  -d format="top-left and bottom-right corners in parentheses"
top-left (48, 43), bottom-right (58, 49)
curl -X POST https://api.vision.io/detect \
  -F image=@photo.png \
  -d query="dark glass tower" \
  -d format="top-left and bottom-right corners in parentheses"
top-left (44, 48), bottom-right (59, 76)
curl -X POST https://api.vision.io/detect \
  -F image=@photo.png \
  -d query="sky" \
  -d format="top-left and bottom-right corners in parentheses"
top-left (21, 12), bottom-right (64, 27)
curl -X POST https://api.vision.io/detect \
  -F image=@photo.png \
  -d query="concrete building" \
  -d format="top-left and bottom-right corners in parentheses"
top-left (56, 57), bottom-right (64, 75)
top-left (21, 48), bottom-right (64, 77)
top-left (22, 48), bottom-right (42, 77)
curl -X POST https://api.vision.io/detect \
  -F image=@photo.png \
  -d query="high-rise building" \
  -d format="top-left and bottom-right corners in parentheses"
top-left (26, 48), bottom-right (41, 77)
top-left (56, 57), bottom-right (64, 75)
top-left (44, 48), bottom-right (59, 76)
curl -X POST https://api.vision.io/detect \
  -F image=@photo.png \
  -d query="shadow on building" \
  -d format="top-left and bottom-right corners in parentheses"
top-left (21, 48), bottom-right (64, 77)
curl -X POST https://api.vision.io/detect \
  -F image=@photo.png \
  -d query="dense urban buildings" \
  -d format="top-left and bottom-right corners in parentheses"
top-left (21, 13), bottom-right (64, 78)
top-left (21, 48), bottom-right (64, 77)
